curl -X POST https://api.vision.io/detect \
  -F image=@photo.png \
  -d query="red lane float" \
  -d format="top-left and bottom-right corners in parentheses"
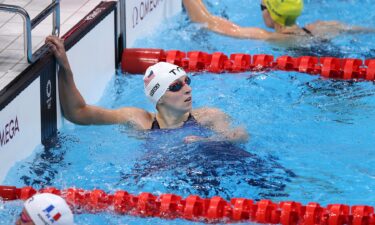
top-left (2, 186), bottom-right (375, 225)
top-left (121, 48), bottom-right (375, 81)
top-left (296, 56), bottom-right (319, 74)
top-left (365, 59), bottom-right (375, 80)
top-left (121, 48), bottom-right (166, 74)
top-left (208, 52), bottom-right (229, 73)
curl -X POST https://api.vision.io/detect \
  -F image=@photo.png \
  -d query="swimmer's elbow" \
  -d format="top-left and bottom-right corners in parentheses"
top-left (183, 0), bottom-right (213, 24)
top-left (62, 106), bottom-right (91, 125)
top-left (63, 112), bottom-right (81, 124)
top-left (63, 112), bottom-right (86, 125)
top-left (190, 15), bottom-right (207, 24)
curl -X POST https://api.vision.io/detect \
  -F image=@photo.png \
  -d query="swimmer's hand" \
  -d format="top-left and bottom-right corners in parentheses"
top-left (45, 35), bottom-right (70, 69)
top-left (184, 135), bottom-right (208, 144)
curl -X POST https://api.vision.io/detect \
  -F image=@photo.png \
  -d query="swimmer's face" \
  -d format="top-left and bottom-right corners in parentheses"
top-left (261, 0), bottom-right (275, 28)
top-left (16, 209), bottom-right (35, 225)
top-left (157, 76), bottom-right (192, 113)
top-left (262, 10), bottom-right (275, 28)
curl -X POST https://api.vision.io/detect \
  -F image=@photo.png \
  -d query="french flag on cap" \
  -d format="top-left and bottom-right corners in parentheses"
top-left (43, 204), bottom-right (61, 223)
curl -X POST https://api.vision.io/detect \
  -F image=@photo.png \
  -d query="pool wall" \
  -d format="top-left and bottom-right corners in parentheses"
top-left (0, 0), bottom-right (182, 184)
top-left (0, 1), bottom-right (118, 184)
top-left (123, 0), bottom-right (182, 47)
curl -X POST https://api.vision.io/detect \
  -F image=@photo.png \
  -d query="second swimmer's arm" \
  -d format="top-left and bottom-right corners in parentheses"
top-left (183, 0), bottom-right (289, 40)
top-left (307, 21), bottom-right (375, 35)
top-left (341, 25), bottom-right (375, 34)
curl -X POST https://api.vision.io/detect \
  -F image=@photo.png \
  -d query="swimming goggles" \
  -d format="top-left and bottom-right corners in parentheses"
top-left (260, 4), bottom-right (267, 11)
top-left (168, 76), bottom-right (191, 92)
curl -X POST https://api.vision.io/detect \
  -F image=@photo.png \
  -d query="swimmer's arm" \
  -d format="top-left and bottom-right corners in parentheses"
top-left (206, 17), bottom-right (279, 40)
top-left (183, 0), bottom-right (212, 23)
top-left (183, 0), bottom-right (289, 40)
top-left (236, 27), bottom-right (293, 40)
top-left (58, 62), bottom-right (150, 126)
top-left (307, 21), bottom-right (375, 35)
top-left (194, 108), bottom-right (249, 143)
top-left (208, 20), bottom-right (292, 40)
top-left (183, 0), bottom-right (243, 37)
top-left (341, 25), bottom-right (375, 34)
top-left (46, 36), bottom-right (151, 127)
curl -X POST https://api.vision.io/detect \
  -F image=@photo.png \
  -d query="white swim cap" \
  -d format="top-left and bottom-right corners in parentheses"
top-left (144, 62), bottom-right (187, 104)
top-left (24, 193), bottom-right (74, 225)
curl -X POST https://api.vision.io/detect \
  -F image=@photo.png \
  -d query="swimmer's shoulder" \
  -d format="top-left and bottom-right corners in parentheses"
top-left (118, 107), bottom-right (154, 130)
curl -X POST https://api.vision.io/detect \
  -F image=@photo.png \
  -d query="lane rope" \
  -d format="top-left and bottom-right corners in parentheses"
top-left (121, 48), bottom-right (375, 81)
top-left (1, 185), bottom-right (374, 225)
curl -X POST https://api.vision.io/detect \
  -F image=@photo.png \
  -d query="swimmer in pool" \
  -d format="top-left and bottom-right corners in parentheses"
top-left (16, 193), bottom-right (73, 225)
top-left (46, 36), bottom-right (248, 144)
top-left (182, 0), bottom-right (375, 40)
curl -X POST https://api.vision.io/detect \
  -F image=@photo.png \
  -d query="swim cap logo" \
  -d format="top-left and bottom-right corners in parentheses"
top-left (149, 83), bottom-right (160, 97)
top-left (42, 205), bottom-right (61, 223)
top-left (144, 70), bottom-right (155, 86)
top-left (169, 67), bottom-right (184, 76)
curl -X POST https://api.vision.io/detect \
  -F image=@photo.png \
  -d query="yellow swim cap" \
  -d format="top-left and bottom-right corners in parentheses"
top-left (265, 0), bottom-right (303, 26)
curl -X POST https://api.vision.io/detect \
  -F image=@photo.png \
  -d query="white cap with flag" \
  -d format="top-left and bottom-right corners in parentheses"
top-left (143, 62), bottom-right (187, 104)
top-left (24, 193), bottom-right (74, 225)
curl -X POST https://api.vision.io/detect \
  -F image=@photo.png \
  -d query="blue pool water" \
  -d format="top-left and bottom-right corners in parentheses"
top-left (2, 0), bottom-right (375, 224)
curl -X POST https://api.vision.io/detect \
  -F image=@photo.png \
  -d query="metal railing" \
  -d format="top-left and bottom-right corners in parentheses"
top-left (0, 0), bottom-right (60, 63)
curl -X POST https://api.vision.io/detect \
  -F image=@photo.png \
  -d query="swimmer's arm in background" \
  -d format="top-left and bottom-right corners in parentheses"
top-left (191, 108), bottom-right (249, 144)
top-left (46, 36), bottom-right (152, 128)
top-left (305, 21), bottom-right (375, 36)
top-left (182, 0), bottom-right (290, 40)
